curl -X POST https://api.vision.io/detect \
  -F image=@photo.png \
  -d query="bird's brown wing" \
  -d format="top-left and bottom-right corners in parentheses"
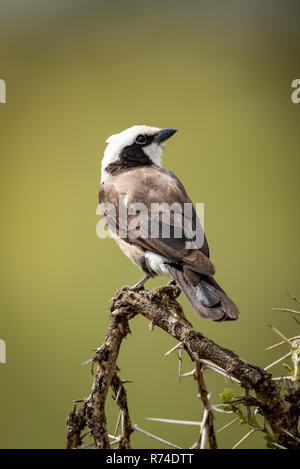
top-left (99, 166), bottom-right (215, 277)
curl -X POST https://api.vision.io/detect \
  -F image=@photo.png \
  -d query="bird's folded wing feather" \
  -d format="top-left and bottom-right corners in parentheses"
top-left (99, 166), bottom-right (215, 277)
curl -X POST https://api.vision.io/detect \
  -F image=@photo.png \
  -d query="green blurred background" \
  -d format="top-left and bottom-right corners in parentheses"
top-left (0, 0), bottom-right (299, 449)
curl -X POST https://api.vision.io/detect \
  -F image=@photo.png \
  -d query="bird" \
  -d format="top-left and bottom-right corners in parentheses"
top-left (99, 125), bottom-right (239, 321)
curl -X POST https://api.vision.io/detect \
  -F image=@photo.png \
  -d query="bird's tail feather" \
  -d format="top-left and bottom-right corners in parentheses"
top-left (165, 265), bottom-right (239, 321)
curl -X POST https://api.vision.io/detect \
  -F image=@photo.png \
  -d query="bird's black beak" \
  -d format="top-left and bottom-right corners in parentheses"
top-left (154, 128), bottom-right (177, 144)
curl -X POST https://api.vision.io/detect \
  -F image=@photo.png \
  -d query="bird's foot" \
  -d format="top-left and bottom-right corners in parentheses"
top-left (167, 279), bottom-right (177, 287)
top-left (121, 274), bottom-right (150, 292)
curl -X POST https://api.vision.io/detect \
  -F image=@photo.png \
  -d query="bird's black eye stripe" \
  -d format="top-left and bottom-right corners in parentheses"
top-left (135, 134), bottom-right (147, 144)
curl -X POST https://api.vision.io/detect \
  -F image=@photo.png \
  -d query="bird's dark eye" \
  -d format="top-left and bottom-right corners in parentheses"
top-left (135, 134), bottom-right (147, 144)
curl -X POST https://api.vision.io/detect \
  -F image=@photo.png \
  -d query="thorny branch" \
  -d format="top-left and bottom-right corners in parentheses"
top-left (66, 285), bottom-right (300, 449)
top-left (192, 361), bottom-right (217, 449)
